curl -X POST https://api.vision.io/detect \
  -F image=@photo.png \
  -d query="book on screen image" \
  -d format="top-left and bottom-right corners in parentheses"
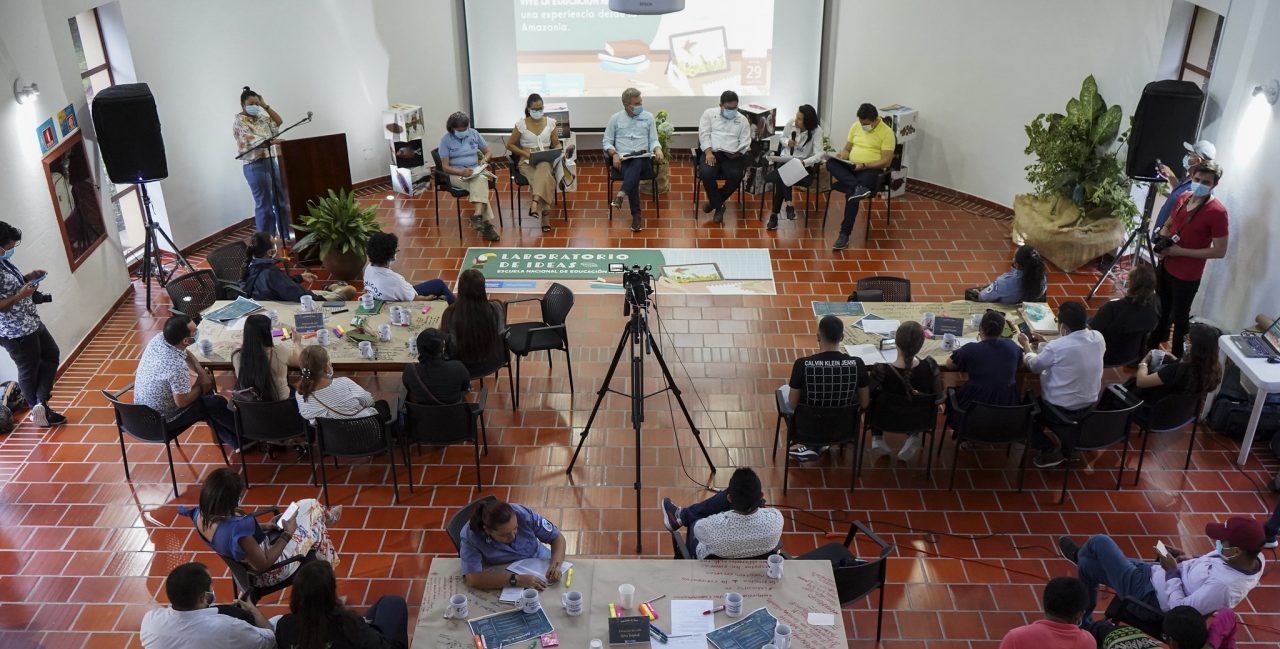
top-left (605, 39), bottom-right (651, 58)
top-left (600, 59), bottom-right (651, 73)
top-left (597, 52), bottom-right (649, 66)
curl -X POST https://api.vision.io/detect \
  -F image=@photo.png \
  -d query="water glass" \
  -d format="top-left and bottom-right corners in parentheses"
top-left (618, 583), bottom-right (635, 609)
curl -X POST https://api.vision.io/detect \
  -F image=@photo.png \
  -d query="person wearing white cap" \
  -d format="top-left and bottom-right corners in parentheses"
top-left (1154, 139), bottom-right (1216, 230)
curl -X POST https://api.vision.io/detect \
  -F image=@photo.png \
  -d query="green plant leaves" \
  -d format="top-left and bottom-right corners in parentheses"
top-left (291, 188), bottom-right (381, 262)
top-left (1092, 104), bottom-right (1123, 150)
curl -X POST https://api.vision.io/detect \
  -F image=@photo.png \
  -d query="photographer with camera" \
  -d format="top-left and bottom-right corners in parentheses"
top-left (0, 222), bottom-right (63, 428)
top-left (1150, 161), bottom-right (1229, 358)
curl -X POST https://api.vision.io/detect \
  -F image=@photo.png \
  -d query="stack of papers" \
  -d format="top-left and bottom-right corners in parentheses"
top-left (846, 344), bottom-right (897, 364)
top-left (858, 317), bottom-right (901, 335)
top-left (505, 557), bottom-right (571, 577)
top-left (202, 297), bottom-right (263, 323)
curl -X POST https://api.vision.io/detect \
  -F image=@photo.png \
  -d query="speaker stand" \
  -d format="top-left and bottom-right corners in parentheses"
top-left (1087, 179), bottom-right (1160, 300)
top-left (137, 183), bottom-right (193, 312)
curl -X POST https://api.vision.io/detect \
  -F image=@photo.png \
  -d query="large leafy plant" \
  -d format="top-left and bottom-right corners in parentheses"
top-left (292, 188), bottom-right (382, 260)
top-left (1024, 75), bottom-right (1138, 226)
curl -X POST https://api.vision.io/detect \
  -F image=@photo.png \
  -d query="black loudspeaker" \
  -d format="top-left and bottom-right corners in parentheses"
top-left (1126, 80), bottom-right (1204, 179)
top-left (91, 83), bottom-right (168, 183)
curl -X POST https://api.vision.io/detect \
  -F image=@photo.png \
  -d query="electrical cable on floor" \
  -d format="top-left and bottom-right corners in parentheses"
top-left (650, 296), bottom-right (717, 493)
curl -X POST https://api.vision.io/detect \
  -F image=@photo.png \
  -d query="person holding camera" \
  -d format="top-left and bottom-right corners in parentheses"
top-left (1154, 139), bottom-right (1215, 231)
top-left (0, 222), bottom-right (63, 428)
top-left (1150, 161), bottom-right (1229, 358)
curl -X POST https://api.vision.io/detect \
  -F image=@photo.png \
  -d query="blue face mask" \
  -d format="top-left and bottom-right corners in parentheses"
top-left (630, 104), bottom-right (644, 117)
top-left (1189, 181), bottom-right (1212, 197)
top-left (452, 130), bottom-right (468, 140)
top-left (722, 108), bottom-right (738, 120)
top-left (0, 247), bottom-right (12, 262)
top-left (528, 110), bottom-right (543, 120)
top-left (1182, 154), bottom-right (1192, 172)
top-left (1215, 540), bottom-right (1224, 555)
top-left (245, 104), bottom-right (265, 117)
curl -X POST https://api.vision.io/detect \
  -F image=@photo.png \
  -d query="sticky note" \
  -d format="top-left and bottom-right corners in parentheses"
top-left (807, 612), bottom-right (835, 626)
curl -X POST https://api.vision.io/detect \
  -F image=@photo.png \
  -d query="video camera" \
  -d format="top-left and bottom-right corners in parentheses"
top-left (31, 291), bottom-right (52, 305)
top-left (609, 263), bottom-right (654, 315)
top-left (1152, 233), bottom-right (1179, 255)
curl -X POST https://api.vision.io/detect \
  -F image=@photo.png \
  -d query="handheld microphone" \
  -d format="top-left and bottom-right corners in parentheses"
top-left (306, 111), bottom-right (314, 122)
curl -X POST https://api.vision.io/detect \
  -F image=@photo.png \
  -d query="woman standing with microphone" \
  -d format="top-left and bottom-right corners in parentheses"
top-left (234, 86), bottom-right (284, 236)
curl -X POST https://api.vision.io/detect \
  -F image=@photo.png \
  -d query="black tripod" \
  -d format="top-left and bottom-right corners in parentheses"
top-left (1088, 177), bottom-right (1164, 300)
top-left (566, 297), bottom-right (716, 554)
top-left (137, 183), bottom-right (192, 312)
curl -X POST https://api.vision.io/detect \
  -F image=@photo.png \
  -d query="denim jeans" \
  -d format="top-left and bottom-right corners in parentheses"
top-left (619, 158), bottom-right (653, 217)
top-left (1076, 534), bottom-right (1158, 626)
top-left (1266, 495), bottom-right (1279, 544)
top-left (242, 158), bottom-right (280, 235)
top-left (824, 161), bottom-right (881, 236)
top-left (679, 490), bottom-right (732, 556)
top-left (366, 595), bottom-right (409, 647)
top-left (167, 394), bottom-right (238, 450)
top-left (698, 157), bottom-right (745, 210)
top-left (414, 279), bottom-right (457, 305)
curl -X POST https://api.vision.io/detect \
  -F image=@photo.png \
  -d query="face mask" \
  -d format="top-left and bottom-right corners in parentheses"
top-left (452, 130), bottom-right (468, 140)
top-left (0, 247), bottom-right (13, 262)
top-left (528, 109), bottom-right (543, 120)
top-left (1182, 154), bottom-right (1192, 171)
top-left (722, 108), bottom-right (738, 120)
top-left (630, 104), bottom-right (643, 117)
top-left (1214, 540), bottom-right (1225, 555)
top-left (1189, 181), bottom-right (1212, 197)
top-left (861, 123), bottom-right (874, 132)
top-left (245, 104), bottom-right (265, 117)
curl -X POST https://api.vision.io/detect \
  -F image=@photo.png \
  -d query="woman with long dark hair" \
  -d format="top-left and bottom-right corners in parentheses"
top-left (459, 498), bottom-right (566, 590)
top-left (868, 321), bottom-right (943, 462)
top-left (187, 468), bottom-right (338, 588)
top-left (440, 269), bottom-right (506, 378)
top-left (241, 232), bottom-right (356, 302)
top-left (972, 245), bottom-right (1048, 304)
top-left (234, 86), bottom-right (284, 235)
top-left (765, 104), bottom-right (823, 231)
top-left (1132, 322), bottom-right (1223, 403)
top-left (273, 560), bottom-right (408, 649)
top-left (232, 314), bottom-right (298, 402)
top-left (1089, 263), bottom-right (1161, 366)
top-left (506, 93), bottom-right (562, 232)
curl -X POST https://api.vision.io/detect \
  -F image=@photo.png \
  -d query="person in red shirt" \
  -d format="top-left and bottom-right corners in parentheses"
top-left (1151, 161), bottom-right (1229, 357)
top-left (998, 576), bottom-right (1095, 649)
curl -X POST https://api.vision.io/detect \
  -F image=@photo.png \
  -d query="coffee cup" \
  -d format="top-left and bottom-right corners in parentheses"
top-left (618, 584), bottom-right (635, 609)
top-left (358, 340), bottom-right (375, 359)
top-left (407, 337), bottom-right (418, 356)
top-left (198, 337), bottom-right (214, 356)
top-left (361, 293), bottom-right (375, 310)
top-left (445, 593), bottom-right (468, 619)
top-left (561, 591), bottom-right (583, 617)
top-left (300, 295), bottom-right (314, 312)
top-left (766, 554), bottom-right (784, 579)
top-left (943, 333), bottom-right (956, 351)
top-left (970, 313), bottom-right (982, 330)
top-left (316, 328), bottom-right (330, 346)
top-left (724, 592), bottom-right (743, 618)
top-left (515, 588), bottom-right (540, 614)
top-left (773, 623), bottom-right (792, 649)
top-left (378, 324), bottom-right (393, 342)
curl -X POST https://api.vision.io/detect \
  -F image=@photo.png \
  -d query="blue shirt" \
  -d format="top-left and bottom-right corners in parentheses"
top-left (979, 267), bottom-right (1046, 304)
top-left (1154, 179), bottom-right (1191, 231)
top-left (438, 128), bottom-right (488, 168)
top-left (458, 503), bottom-right (559, 575)
top-left (602, 109), bottom-right (658, 157)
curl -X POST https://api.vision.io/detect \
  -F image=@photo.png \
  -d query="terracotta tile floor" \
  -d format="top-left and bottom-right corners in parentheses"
top-left (1, 159), bottom-right (1277, 648)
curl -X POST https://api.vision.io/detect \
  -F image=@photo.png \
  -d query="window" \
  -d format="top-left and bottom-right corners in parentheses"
top-left (69, 8), bottom-right (145, 260)
top-left (1178, 5), bottom-right (1224, 91)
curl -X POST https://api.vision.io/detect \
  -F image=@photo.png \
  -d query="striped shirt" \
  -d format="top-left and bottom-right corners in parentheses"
top-left (295, 378), bottom-right (377, 425)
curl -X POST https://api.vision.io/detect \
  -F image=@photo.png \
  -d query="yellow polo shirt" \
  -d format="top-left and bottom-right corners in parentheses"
top-left (846, 119), bottom-right (895, 164)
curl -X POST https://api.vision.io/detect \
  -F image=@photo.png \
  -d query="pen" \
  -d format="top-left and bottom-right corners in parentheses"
top-left (703, 606), bottom-right (725, 615)
top-left (649, 629), bottom-right (668, 644)
top-left (643, 595), bottom-right (666, 605)
top-left (649, 623), bottom-right (669, 641)
top-left (330, 308), bottom-right (348, 314)
top-left (565, 568), bottom-right (572, 588)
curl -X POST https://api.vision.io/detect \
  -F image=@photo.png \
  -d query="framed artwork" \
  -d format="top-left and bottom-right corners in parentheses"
top-left (58, 104), bottom-right (79, 137)
top-left (37, 118), bottom-right (59, 155)
top-left (42, 132), bottom-right (108, 270)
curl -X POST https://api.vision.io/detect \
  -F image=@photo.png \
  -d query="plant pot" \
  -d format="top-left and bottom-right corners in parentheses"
top-left (322, 249), bottom-right (365, 281)
top-left (1011, 194), bottom-right (1127, 272)
top-left (640, 159), bottom-right (671, 194)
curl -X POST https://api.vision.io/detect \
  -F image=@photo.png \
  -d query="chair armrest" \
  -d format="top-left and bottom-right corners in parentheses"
top-left (849, 520), bottom-right (891, 555)
top-left (510, 323), bottom-right (565, 353)
top-left (104, 383), bottom-right (135, 400)
top-left (946, 388), bottom-right (967, 415)
top-left (503, 296), bottom-right (542, 308)
top-left (473, 386), bottom-right (490, 413)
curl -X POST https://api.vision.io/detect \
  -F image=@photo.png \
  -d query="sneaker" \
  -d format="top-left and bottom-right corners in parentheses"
top-left (661, 497), bottom-right (682, 531)
top-left (785, 205), bottom-right (796, 220)
top-left (481, 223), bottom-right (500, 242)
top-left (869, 437), bottom-right (891, 457)
top-left (1058, 536), bottom-right (1081, 565)
top-left (45, 409), bottom-right (67, 426)
top-left (611, 193), bottom-right (624, 209)
top-left (832, 233), bottom-right (850, 250)
top-left (766, 214), bottom-right (778, 231)
top-left (1034, 448), bottom-right (1067, 468)
top-left (898, 435), bottom-right (922, 462)
top-left (29, 404), bottom-right (49, 427)
top-left (701, 201), bottom-right (715, 214)
top-left (713, 205), bottom-right (727, 224)
top-left (850, 186), bottom-right (872, 200)
top-left (631, 215), bottom-right (643, 232)
top-left (1264, 539), bottom-right (1278, 550)
top-left (788, 445), bottom-right (829, 462)
top-left (469, 214), bottom-right (484, 232)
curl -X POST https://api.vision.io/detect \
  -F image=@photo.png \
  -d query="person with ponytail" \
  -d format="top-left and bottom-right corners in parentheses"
top-left (970, 245), bottom-right (1048, 304)
top-left (460, 498), bottom-right (566, 590)
top-left (234, 86), bottom-right (284, 235)
top-left (273, 560), bottom-right (408, 649)
top-left (294, 346), bottom-right (389, 426)
top-left (231, 313), bottom-right (298, 402)
top-left (242, 231), bottom-right (357, 302)
top-left (867, 321), bottom-right (943, 462)
top-left (401, 328), bottom-right (470, 406)
top-left (506, 93), bottom-right (562, 232)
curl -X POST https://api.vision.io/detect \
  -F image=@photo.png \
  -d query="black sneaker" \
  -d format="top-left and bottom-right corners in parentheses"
top-left (787, 445), bottom-right (830, 462)
top-left (1034, 449), bottom-right (1066, 468)
top-left (469, 214), bottom-right (484, 232)
top-left (701, 201), bottom-right (715, 214)
top-left (611, 193), bottom-right (624, 209)
top-left (832, 234), bottom-right (850, 250)
top-left (631, 215), bottom-right (643, 232)
top-left (785, 205), bottom-right (796, 220)
top-left (661, 497), bottom-right (681, 531)
top-left (850, 186), bottom-right (872, 200)
top-left (713, 205), bottom-right (727, 224)
top-left (45, 409), bottom-right (67, 426)
top-left (766, 214), bottom-right (778, 231)
top-left (481, 223), bottom-right (500, 242)
top-left (1058, 536), bottom-right (1080, 565)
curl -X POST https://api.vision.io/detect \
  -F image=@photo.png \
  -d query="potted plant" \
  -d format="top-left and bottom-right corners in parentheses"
top-left (1012, 75), bottom-right (1137, 271)
top-left (641, 109), bottom-right (676, 194)
top-left (292, 188), bottom-right (382, 281)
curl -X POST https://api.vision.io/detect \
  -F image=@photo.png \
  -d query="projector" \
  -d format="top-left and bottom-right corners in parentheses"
top-left (609, 0), bottom-right (685, 15)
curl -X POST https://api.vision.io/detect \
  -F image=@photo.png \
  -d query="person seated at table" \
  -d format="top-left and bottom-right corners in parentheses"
top-left (402, 328), bottom-right (471, 406)
top-left (231, 313), bottom-right (299, 403)
top-left (439, 110), bottom-right (500, 242)
top-left (440, 269), bottom-right (506, 379)
top-left (967, 245), bottom-right (1048, 304)
top-left (241, 232), bottom-right (357, 302)
top-left (1089, 263), bottom-right (1160, 366)
top-left (274, 560), bottom-right (408, 649)
top-left (765, 104), bottom-right (824, 231)
top-left (1057, 517), bottom-right (1266, 632)
top-left (997, 576), bottom-right (1093, 649)
top-left (362, 232), bottom-right (455, 304)
top-left (294, 346), bottom-right (391, 426)
top-left (1016, 301), bottom-right (1105, 468)
top-left (140, 562), bottom-right (276, 649)
top-left (946, 310), bottom-right (1022, 428)
top-left (134, 315), bottom-right (238, 449)
top-left (1126, 323), bottom-right (1222, 415)
top-left (661, 467), bottom-right (784, 560)
top-left (783, 315), bottom-right (871, 462)
top-left (506, 93), bottom-right (562, 232)
top-left (188, 467), bottom-right (339, 590)
top-left (460, 498), bottom-right (566, 591)
top-left (697, 90), bottom-right (752, 225)
top-left (868, 321), bottom-right (943, 462)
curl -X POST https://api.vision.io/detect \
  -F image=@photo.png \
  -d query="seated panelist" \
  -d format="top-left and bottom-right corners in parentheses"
top-left (765, 104), bottom-right (824, 231)
top-left (603, 87), bottom-right (664, 233)
top-left (697, 89), bottom-right (752, 226)
top-left (506, 92), bottom-right (562, 232)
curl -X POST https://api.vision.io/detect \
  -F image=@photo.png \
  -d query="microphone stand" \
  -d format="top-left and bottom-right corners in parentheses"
top-left (235, 113), bottom-right (312, 244)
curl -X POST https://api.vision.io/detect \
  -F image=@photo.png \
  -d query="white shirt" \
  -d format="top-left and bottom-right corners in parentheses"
top-left (363, 264), bottom-right (417, 302)
top-left (1023, 329), bottom-right (1105, 410)
top-left (698, 107), bottom-right (751, 154)
top-left (692, 507), bottom-right (784, 560)
top-left (140, 607), bottom-right (275, 649)
top-left (1149, 552), bottom-right (1264, 614)
top-left (515, 116), bottom-right (557, 152)
top-left (779, 124), bottom-right (826, 167)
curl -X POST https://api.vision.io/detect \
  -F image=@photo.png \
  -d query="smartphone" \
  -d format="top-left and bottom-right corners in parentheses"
top-left (323, 301), bottom-right (345, 308)
top-left (29, 272), bottom-right (47, 285)
top-left (1155, 540), bottom-right (1169, 557)
top-left (280, 502), bottom-right (299, 523)
top-left (1017, 322), bottom-right (1032, 338)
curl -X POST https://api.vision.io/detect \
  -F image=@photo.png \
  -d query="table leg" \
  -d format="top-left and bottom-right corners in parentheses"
top-left (1235, 389), bottom-right (1270, 466)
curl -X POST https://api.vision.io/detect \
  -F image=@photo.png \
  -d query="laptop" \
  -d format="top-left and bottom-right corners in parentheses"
top-left (1230, 315), bottom-right (1280, 359)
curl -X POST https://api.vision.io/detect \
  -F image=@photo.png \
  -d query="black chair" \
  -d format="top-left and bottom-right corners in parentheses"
top-left (757, 161), bottom-right (824, 223)
top-left (605, 155), bottom-right (660, 221)
top-left (402, 388), bottom-right (490, 490)
top-left (671, 527), bottom-right (781, 560)
top-left (506, 152), bottom-right (567, 223)
top-left (504, 283), bottom-right (575, 409)
top-left (314, 414), bottom-right (407, 505)
top-left (205, 240), bottom-right (250, 299)
top-left (778, 402), bottom-right (861, 494)
top-left (1103, 595), bottom-right (1167, 642)
top-left (231, 397), bottom-right (316, 489)
top-left (941, 392), bottom-right (1037, 491)
top-left (1132, 391), bottom-right (1203, 476)
top-left (431, 148), bottom-right (504, 241)
top-left (856, 276), bottom-right (912, 302)
top-left (691, 147), bottom-right (746, 219)
top-left (165, 269), bottom-right (221, 321)
top-left (1044, 388), bottom-right (1141, 504)
top-left (795, 521), bottom-right (894, 643)
top-left (820, 144), bottom-right (904, 236)
top-left (190, 506), bottom-right (315, 604)
top-left (1102, 331), bottom-right (1151, 368)
top-left (860, 391), bottom-right (941, 478)
top-left (103, 384), bottom-right (230, 498)
top-left (447, 495), bottom-right (498, 552)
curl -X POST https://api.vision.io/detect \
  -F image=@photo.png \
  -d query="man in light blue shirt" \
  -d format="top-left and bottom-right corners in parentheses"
top-left (603, 88), bottom-right (663, 232)
top-left (697, 90), bottom-right (752, 224)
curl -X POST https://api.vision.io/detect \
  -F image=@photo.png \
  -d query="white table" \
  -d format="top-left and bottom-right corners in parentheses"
top-left (1206, 334), bottom-right (1280, 465)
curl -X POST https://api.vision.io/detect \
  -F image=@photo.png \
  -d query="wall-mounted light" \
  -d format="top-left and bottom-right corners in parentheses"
top-left (1253, 79), bottom-right (1279, 106)
top-left (13, 78), bottom-right (39, 104)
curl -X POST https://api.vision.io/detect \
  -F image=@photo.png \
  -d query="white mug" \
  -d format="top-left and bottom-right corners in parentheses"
top-left (300, 295), bottom-right (315, 312)
top-left (970, 313), bottom-right (982, 330)
top-left (198, 337), bottom-right (214, 356)
top-left (943, 333), bottom-right (956, 351)
top-left (766, 554), bottom-right (785, 579)
top-left (267, 309), bottom-right (279, 325)
top-left (561, 590), bottom-right (583, 617)
top-left (316, 328), bottom-right (330, 346)
top-left (361, 293), bottom-right (375, 310)
top-left (358, 340), bottom-right (375, 359)
top-left (378, 324), bottom-right (393, 342)
top-left (407, 337), bottom-right (418, 356)
top-left (618, 583), bottom-right (635, 609)
top-left (724, 592), bottom-right (743, 618)
top-left (445, 593), bottom-right (468, 619)
top-left (515, 588), bottom-right (540, 614)
top-left (390, 306), bottom-right (403, 326)
top-left (773, 623), bottom-right (792, 649)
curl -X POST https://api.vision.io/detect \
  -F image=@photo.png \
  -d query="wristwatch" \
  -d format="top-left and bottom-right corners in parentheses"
top-left (508, 573), bottom-right (518, 587)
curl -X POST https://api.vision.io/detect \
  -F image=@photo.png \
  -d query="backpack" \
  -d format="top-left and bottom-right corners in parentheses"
top-left (1206, 364), bottom-right (1280, 442)
top-left (0, 381), bottom-right (22, 436)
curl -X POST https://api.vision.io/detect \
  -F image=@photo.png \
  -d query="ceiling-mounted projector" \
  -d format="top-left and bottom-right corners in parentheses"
top-left (609, 0), bottom-right (685, 15)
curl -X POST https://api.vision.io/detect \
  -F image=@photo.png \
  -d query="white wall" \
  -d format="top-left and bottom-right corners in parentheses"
top-left (824, 0), bottom-right (1171, 206)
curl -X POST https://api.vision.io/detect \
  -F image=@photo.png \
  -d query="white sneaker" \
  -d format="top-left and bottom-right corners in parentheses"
top-left (898, 435), bottom-right (922, 462)
top-left (30, 404), bottom-right (49, 427)
top-left (870, 437), bottom-right (891, 457)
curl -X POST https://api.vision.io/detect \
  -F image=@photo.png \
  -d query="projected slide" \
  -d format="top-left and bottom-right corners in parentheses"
top-left (514, 0), bottom-right (774, 99)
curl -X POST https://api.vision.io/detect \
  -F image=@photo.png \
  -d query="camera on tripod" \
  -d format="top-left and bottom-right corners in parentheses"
top-left (31, 291), bottom-right (52, 305)
top-left (1152, 233), bottom-right (1179, 254)
top-left (609, 263), bottom-right (654, 314)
